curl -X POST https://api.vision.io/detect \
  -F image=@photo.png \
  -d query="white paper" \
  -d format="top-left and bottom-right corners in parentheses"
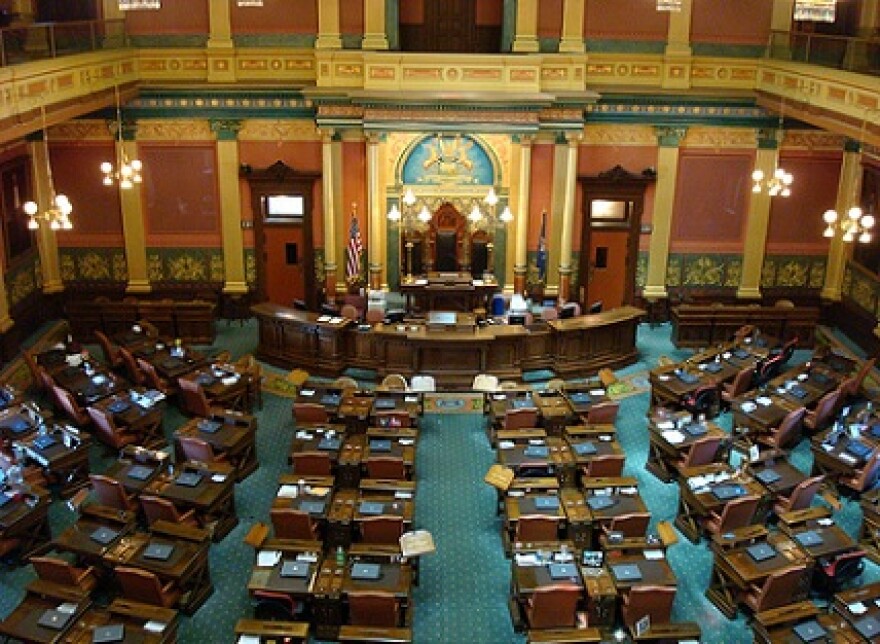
top-left (144, 621), bottom-right (167, 633)
top-left (405, 395), bottom-right (419, 403)
top-left (817, 518), bottom-right (834, 526)
top-left (257, 550), bottom-right (281, 567)
top-left (849, 601), bottom-right (868, 615)
top-left (756, 396), bottom-right (772, 406)
top-left (56, 603), bottom-right (78, 614)
top-left (515, 553), bottom-right (541, 566)
top-left (296, 552), bottom-right (318, 562)
top-left (277, 484), bottom-right (298, 498)
top-left (657, 421), bottom-right (675, 430)
top-left (840, 452), bottom-right (858, 464)
top-left (528, 439), bottom-right (545, 445)
top-left (237, 636), bottom-right (261, 644)
top-left (316, 316), bottom-right (331, 323)
top-left (797, 373), bottom-right (808, 381)
top-left (590, 389), bottom-right (606, 396)
top-left (330, 317), bottom-right (344, 324)
top-left (598, 434), bottom-right (613, 442)
top-left (498, 440), bottom-right (515, 449)
top-left (211, 474), bottom-right (227, 483)
top-left (399, 439), bottom-right (415, 446)
top-left (741, 402), bottom-right (757, 412)
top-left (394, 490), bottom-right (413, 499)
top-left (221, 376), bottom-right (239, 386)
top-left (662, 430), bottom-right (686, 445)
top-left (644, 549), bottom-right (665, 560)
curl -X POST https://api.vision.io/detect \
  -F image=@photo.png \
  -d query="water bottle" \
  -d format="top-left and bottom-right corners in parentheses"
top-left (335, 545), bottom-right (345, 567)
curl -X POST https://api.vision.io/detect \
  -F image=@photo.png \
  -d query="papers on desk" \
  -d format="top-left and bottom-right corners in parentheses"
top-left (300, 389), bottom-right (315, 397)
top-left (278, 485), bottom-right (298, 499)
top-left (599, 434), bottom-right (613, 442)
top-left (740, 401), bottom-right (757, 413)
top-left (514, 552), bottom-right (542, 566)
top-left (296, 431), bottom-right (314, 440)
top-left (662, 430), bottom-right (686, 445)
top-left (658, 374), bottom-right (671, 381)
top-left (756, 396), bottom-right (773, 406)
top-left (221, 375), bottom-right (239, 386)
top-left (528, 439), bottom-right (545, 446)
top-left (399, 439), bottom-right (415, 446)
top-left (590, 389), bottom-right (606, 396)
top-left (619, 487), bottom-right (638, 496)
top-left (57, 603), bottom-right (78, 615)
top-left (405, 395), bottom-right (419, 403)
top-left (498, 440), bottom-right (515, 450)
top-left (308, 486), bottom-right (331, 497)
top-left (849, 601), bottom-right (868, 615)
top-left (415, 279), bottom-right (428, 285)
top-left (644, 549), bottom-right (665, 560)
top-left (400, 530), bottom-right (436, 557)
top-left (797, 373), bottom-right (809, 381)
top-left (839, 452), bottom-right (858, 464)
top-left (818, 517), bottom-right (835, 527)
top-left (211, 474), bottom-right (227, 483)
top-left (330, 317), bottom-right (344, 324)
top-left (394, 490), bottom-right (412, 499)
top-left (317, 315), bottom-right (332, 323)
top-left (492, 394), bottom-right (506, 400)
top-left (472, 279), bottom-right (484, 286)
top-left (238, 636), bottom-right (261, 644)
top-left (144, 621), bottom-right (167, 634)
top-left (657, 421), bottom-right (675, 430)
top-left (257, 550), bottom-right (282, 567)
top-left (296, 552), bottom-right (318, 563)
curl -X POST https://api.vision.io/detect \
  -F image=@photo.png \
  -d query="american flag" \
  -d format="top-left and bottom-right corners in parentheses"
top-left (536, 210), bottom-right (547, 282)
top-left (346, 214), bottom-right (363, 282)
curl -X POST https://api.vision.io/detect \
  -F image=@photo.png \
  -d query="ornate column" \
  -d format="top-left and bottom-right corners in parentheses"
top-left (643, 126), bottom-right (687, 301)
top-left (211, 120), bottom-right (248, 294)
top-left (316, 0), bottom-right (343, 50)
top-left (366, 132), bottom-right (383, 290)
top-left (559, 0), bottom-right (585, 53)
top-left (512, 0), bottom-right (539, 53)
top-left (26, 133), bottom-right (63, 295)
top-left (321, 129), bottom-right (339, 302)
top-left (663, 0), bottom-right (693, 89)
top-left (557, 132), bottom-right (581, 302)
top-left (822, 140), bottom-right (862, 301)
top-left (513, 135), bottom-right (533, 294)
top-left (119, 134), bottom-right (151, 293)
top-left (738, 130), bottom-right (779, 300)
top-left (362, 0), bottom-right (389, 50)
top-left (769, 0), bottom-right (795, 59)
top-left (206, 0), bottom-right (236, 82)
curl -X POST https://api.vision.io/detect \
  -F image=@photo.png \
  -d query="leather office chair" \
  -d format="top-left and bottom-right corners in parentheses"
top-left (804, 389), bottom-right (842, 433)
top-left (87, 406), bottom-right (139, 450)
top-left (137, 358), bottom-right (174, 397)
top-left (135, 320), bottom-right (160, 338)
top-left (845, 357), bottom-right (876, 400)
top-left (270, 508), bottom-right (319, 541)
top-left (22, 350), bottom-right (45, 393)
top-left (681, 385), bottom-right (719, 419)
top-left (177, 435), bottom-right (226, 465)
top-left (293, 402), bottom-right (329, 425)
top-left (525, 584), bottom-right (581, 629)
top-left (292, 451), bottom-right (332, 476)
top-left (582, 454), bottom-right (625, 478)
top-left (503, 408), bottom-right (539, 431)
top-left (780, 337), bottom-right (798, 364)
top-left (30, 556), bottom-right (98, 593)
top-left (89, 473), bottom-right (137, 512)
top-left (733, 325), bottom-right (755, 343)
top-left (840, 448), bottom-right (880, 495)
top-left (758, 406), bottom-right (805, 450)
top-left (815, 549), bottom-right (865, 594)
top-left (115, 566), bottom-right (182, 608)
top-left (674, 436), bottom-right (723, 471)
top-left (379, 374), bottom-right (408, 391)
top-left (621, 585), bottom-right (676, 628)
top-left (140, 495), bottom-right (198, 528)
top-left (541, 306), bottom-right (559, 321)
top-left (744, 565), bottom-right (809, 613)
top-left (236, 354), bottom-right (263, 410)
top-left (365, 456), bottom-right (407, 480)
top-left (374, 411), bottom-right (412, 428)
top-left (514, 515), bottom-right (559, 543)
top-left (118, 348), bottom-right (146, 387)
top-left (756, 355), bottom-right (786, 388)
top-left (347, 590), bottom-right (400, 627)
top-left (703, 495), bottom-right (760, 536)
top-left (606, 513), bottom-right (651, 539)
top-left (585, 401), bottom-right (620, 425)
top-left (365, 308), bottom-right (385, 324)
top-left (253, 590), bottom-right (302, 621)
top-left (360, 515), bottom-right (404, 545)
top-left (177, 378), bottom-right (216, 417)
top-left (773, 475), bottom-right (824, 515)
top-left (94, 330), bottom-right (123, 370)
top-left (333, 377), bottom-right (359, 389)
top-left (722, 366), bottom-right (755, 406)
top-left (50, 384), bottom-right (91, 427)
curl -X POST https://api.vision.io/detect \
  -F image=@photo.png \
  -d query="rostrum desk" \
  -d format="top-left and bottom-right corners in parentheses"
top-left (253, 303), bottom-right (643, 387)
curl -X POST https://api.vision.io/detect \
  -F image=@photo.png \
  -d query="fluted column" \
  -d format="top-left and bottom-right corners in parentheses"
top-left (316, 0), bottom-right (343, 49)
top-left (738, 130), bottom-right (779, 299)
top-left (26, 134), bottom-right (63, 294)
top-left (211, 120), bottom-right (248, 294)
top-left (663, 0), bottom-right (693, 89)
top-left (643, 126), bottom-right (687, 300)
top-left (559, 0), bottom-right (585, 53)
top-left (321, 129), bottom-right (339, 302)
top-left (512, 0), bottom-right (539, 52)
top-left (366, 133), bottom-right (383, 290)
top-left (362, 0), bottom-right (389, 50)
top-left (822, 140), bottom-right (863, 301)
top-left (513, 135), bottom-right (533, 294)
top-left (557, 132), bottom-right (581, 302)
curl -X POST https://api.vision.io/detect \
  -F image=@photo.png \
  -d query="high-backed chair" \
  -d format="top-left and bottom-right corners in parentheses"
top-left (30, 556), bottom-right (98, 593)
top-left (503, 408), bottom-right (539, 430)
top-left (177, 378), bottom-right (215, 417)
top-left (804, 389), bottom-right (842, 433)
top-left (118, 348), bottom-right (145, 386)
top-left (525, 584), bottom-right (581, 629)
top-left (722, 366), bottom-right (755, 405)
top-left (177, 436), bottom-right (226, 465)
top-left (94, 330), bottom-right (123, 370)
top-left (410, 375), bottom-right (435, 392)
top-left (114, 566), bottom-right (182, 608)
top-left (756, 355), bottom-right (786, 388)
top-left (360, 515), bottom-right (404, 545)
top-left (87, 406), bottom-right (140, 450)
top-left (22, 350), bottom-right (45, 393)
top-left (472, 374), bottom-right (499, 392)
top-left (89, 473), bottom-right (137, 512)
top-left (744, 565), bottom-right (809, 613)
top-left (292, 451), bottom-right (333, 476)
top-left (379, 374), bottom-right (408, 391)
top-left (293, 402), bottom-right (329, 425)
top-left (270, 508), bottom-right (319, 541)
top-left (773, 475), bottom-right (824, 515)
top-left (514, 515), bottom-right (560, 543)
top-left (621, 585), bottom-right (676, 628)
top-left (347, 590), bottom-right (400, 627)
top-left (365, 456), bottom-right (407, 480)
top-left (585, 401), bottom-right (620, 425)
top-left (840, 448), bottom-right (880, 495)
top-left (704, 495), bottom-right (761, 537)
top-left (759, 406), bottom-right (805, 450)
top-left (815, 549), bottom-right (865, 595)
top-left (681, 385), bottom-right (719, 419)
top-left (50, 385), bottom-right (90, 426)
top-left (140, 495), bottom-right (198, 528)
top-left (582, 454), bottom-right (625, 478)
top-left (674, 436), bottom-right (723, 472)
top-left (138, 358), bottom-right (175, 397)
top-left (340, 304), bottom-right (360, 321)
top-left (606, 513), bottom-right (651, 539)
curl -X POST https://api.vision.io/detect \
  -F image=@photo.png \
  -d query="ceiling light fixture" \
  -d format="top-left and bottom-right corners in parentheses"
top-left (23, 105), bottom-right (73, 231)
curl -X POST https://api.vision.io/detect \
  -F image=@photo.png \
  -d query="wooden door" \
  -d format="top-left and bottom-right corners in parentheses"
top-left (584, 230), bottom-right (630, 310)
top-left (262, 221), bottom-right (306, 306)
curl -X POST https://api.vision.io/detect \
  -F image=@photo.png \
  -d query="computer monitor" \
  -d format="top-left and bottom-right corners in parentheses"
top-left (508, 314), bottom-right (526, 326)
top-left (384, 309), bottom-right (406, 324)
top-left (588, 300), bottom-right (603, 314)
top-left (559, 304), bottom-right (577, 319)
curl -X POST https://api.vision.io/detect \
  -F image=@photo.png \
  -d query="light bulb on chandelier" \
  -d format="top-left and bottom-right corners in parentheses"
top-left (100, 86), bottom-right (143, 189)
top-left (23, 105), bottom-right (74, 231)
top-left (822, 207), bottom-right (875, 244)
top-left (751, 167), bottom-right (793, 198)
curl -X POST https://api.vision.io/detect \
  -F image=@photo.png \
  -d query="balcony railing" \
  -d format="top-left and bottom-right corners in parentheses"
top-left (0, 19), bottom-right (127, 67)
top-left (768, 29), bottom-right (880, 76)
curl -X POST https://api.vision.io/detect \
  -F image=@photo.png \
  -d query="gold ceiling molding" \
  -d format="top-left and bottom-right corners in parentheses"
top-left (782, 130), bottom-right (846, 151)
top-left (682, 126), bottom-right (757, 149)
top-left (581, 124), bottom-right (656, 146)
top-left (136, 119), bottom-right (213, 141)
top-left (238, 119), bottom-right (320, 142)
top-left (47, 120), bottom-right (113, 142)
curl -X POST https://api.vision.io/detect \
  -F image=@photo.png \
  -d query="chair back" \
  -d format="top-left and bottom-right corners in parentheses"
top-left (728, 366), bottom-right (755, 399)
top-left (622, 585), bottom-right (676, 628)
top-left (785, 475), bottom-right (824, 512)
top-left (292, 451), bottom-right (332, 476)
top-left (119, 348), bottom-right (145, 386)
top-left (527, 584), bottom-right (581, 629)
top-left (177, 436), bottom-right (216, 463)
top-left (340, 304), bottom-right (360, 321)
top-left (515, 515), bottom-right (559, 543)
top-left (51, 385), bottom-right (90, 426)
top-left (360, 515), bottom-right (404, 544)
top-left (472, 374), bottom-right (499, 392)
top-left (94, 330), bottom-right (120, 367)
top-left (22, 350), bottom-right (43, 390)
top-left (683, 436), bottom-right (723, 467)
top-left (347, 590), bottom-right (399, 627)
top-left (333, 377), bottom-right (358, 389)
top-left (270, 508), bottom-right (318, 540)
top-left (780, 336), bottom-right (798, 364)
top-left (293, 402), bottom-right (329, 425)
top-left (752, 565), bottom-right (809, 612)
top-left (140, 495), bottom-right (182, 526)
top-left (410, 375), bottom-right (435, 392)
top-left (585, 454), bottom-right (625, 477)
top-left (379, 374), bottom-right (408, 391)
top-left (586, 401), bottom-right (620, 425)
top-left (852, 357), bottom-right (877, 397)
top-left (115, 566), bottom-right (171, 607)
top-left (375, 411), bottom-right (412, 428)
top-left (561, 302), bottom-right (581, 318)
top-left (504, 407), bottom-right (538, 430)
top-left (541, 306), bottom-right (558, 321)
top-left (820, 549), bottom-right (865, 591)
top-left (808, 389), bottom-right (841, 430)
top-left (365, 456), bottom-right (406, 480)
top-left (87, 406), bottom-right (129, 449)
top-left (178, 378), bottom-right (212, 417)
top-left (733, 325), bottom-right (755, 343)
top-left (138, 358), bottom-right (170, 394)
top-left (848, 448), bottom-right (880, 493)
top-left (757, 355), bottom-right (785, 386)
top-left (89, 473), bottom-right (130, 511)
top-left (31, 556), bottom-right (82, 586)
top-left (772, 406), bottom-right (805, 449)
top-left (716, 495), bottom-right (760, 533)
top-left (683, 385), bottom-right (719, 417)
top-left (609, 513), bottom-right (651, 538)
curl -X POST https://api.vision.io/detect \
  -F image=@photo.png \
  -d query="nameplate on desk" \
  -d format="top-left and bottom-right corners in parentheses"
top-left (279, 560), bottom-right (310, 578)
top-left (359, 501), bottom-right (385, 515)
top-left (127, 465), bottom-right (154, 481)
top-left (90, 527), bottom-right (119, 545)
top-left (350, 562), bottom-right (382, 580)
top-left (175, 472), bottom-right (204, 487)
top-left (299, 500), bottom-right (326, 515)
top-left (143, 542), bottom-right (175, 561)
top-left (92, 624), bottom-right (125, 643)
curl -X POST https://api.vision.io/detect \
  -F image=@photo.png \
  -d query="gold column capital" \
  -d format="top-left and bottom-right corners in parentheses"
top-left (655, 126), bottom-right (688, 147)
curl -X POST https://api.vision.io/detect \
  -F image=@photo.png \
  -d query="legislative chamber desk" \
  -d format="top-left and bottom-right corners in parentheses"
top-left (671, 303), bottom-right (820, 348)
top-left (399, 273), bottom-right (498, 312)
top-left (253, 303), bottom-right (643, 387)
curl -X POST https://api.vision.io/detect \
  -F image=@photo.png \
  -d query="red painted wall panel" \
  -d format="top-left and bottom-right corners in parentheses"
top-left (538, 0), bottom-right (563, 38)
top-left (692, 0), bottom-right (772, 44)
top-left (584, 0), bottom-right (668, 40)
top-left (231, 0), bottom-right (316, 35)
top-left (125, 1), bottom-right (208, 35)
top-left (528, 142), bottom-right (554, 251)
top-left (340, 0), bottom-right (364, 35)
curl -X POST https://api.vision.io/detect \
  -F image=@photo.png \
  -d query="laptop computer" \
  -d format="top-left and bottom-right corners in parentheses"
top-left (279, 560), bottom-right (310, 578)
top-left (175, 472), bottom-right (204, 487)
top-left (712, 484), bottom-right (746, 501)
top-left (33, 434), bottom-right (57, 450)
top-left (374, 399), bottom-right (396, 410)
top-left (195, 373), bottom-right (215, 386)
top-left (198, 420), bottom-right (223, 434)
top-left (143, 542), bottom-right (175, 561)
top-left (794, 530), bottom-right (824, 548)
top-left (318, 437), bottom-right (341, 451)
top-left (350, 562), bottom-right (382, 580)
top-left (846, 441), bottom-right (873, 460)
top-left (704, 362), bottom-right (723, 374)
top-left (677, 371), bottom-right (699, 384)
top-left (755, 469), bottom-right (781, 485)
top-left (92, 624), bottom-right (125, 643)
top-left (792, 620), bottom-right (828, 643)
top-left (573, 442), bottom-right (597, 456)
top-left (107, 400), bottom-right (130, 414)
top-left (549, 563), bottom-right (578, 580)
top-left (299, 500), bottom-right (326, 515)
top-left (369, 439), bottom-right (392, 453)
top-left (534, 496), bottom-right (559, 510)
top-left (611, 563), bottom-right (642, 582)
top-left (38, 609), bottom-right (72, 631)
top-left (587, 496), bottom-right (616, 511)
top-left (746, 543), bottom-right (777, 562)
top-left (568, 392), bottom-right (591, 404)
top-left (127, 465), bottom-right (153, 481)
top-left (855, 616), bottom-right (880, 639)
top-left (684, 423), bottom-right (708, 437)
top-left (90, 527), bottom-right (119, 545)
top-left (733, 348), bottom-right (750, 360)
top-left (512, 398), bottom-right (534, 409)
top-left (2, 417), bottom-right (30, 434)
top-left (359, 501), bottom-right (385, 515)
top-left (789, 386), bottom-right (809, 399)
top-left (524, 445), bottom-right (549, 458)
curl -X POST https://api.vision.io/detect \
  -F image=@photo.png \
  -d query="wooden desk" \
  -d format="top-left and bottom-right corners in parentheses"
top-left (92, 389), bottom-right (166, 448)
top-left (174, 415), bottom-right (257, 481)
top-left (833, 580), bottom-right (880, 643)
top-left (17, 427), bottom-right (92, 497)
top-left (0, 485), bottom-right (51, 560)
top-left (754, 600), bottom-right (862, 643)
top-left (45, 361), bottom-right (125, 407)
top-left (295, 385), bottom-right (346, 418)
top-left (0, 583), bottom-right (90, 643)
top-left (234, 618), bottom-right (310, 643)
top-left (178, 365), bottom-right (250, 413)
top-left (52, 505), bottom-right (138, 566)
top-left (63, 599), bottom-right (178, 643)
top-left (103, 457), bottom-right (166, 496)
top-left (671, 303), bottom-right (819, 348)
top-left (747, 456), bottom-right (808, 499)
top-left (133, 343), bottom-right (209, 381)
top-left (547, 307), bottom-right (643, 378)
top-left (532, 390), bottom-right (575, 434)
top-left (562, 386), bottom-right (612, 418)
top-left (811, 429), bottom-right (878, 481)
top-left (371, 392), bottom-right (421, 423)
top-left (399, 275), bottom-right (497, 312)
top-left (498, 438), bottom-right (574, 484)
top-left (646, 414), bottom-right (727, 483)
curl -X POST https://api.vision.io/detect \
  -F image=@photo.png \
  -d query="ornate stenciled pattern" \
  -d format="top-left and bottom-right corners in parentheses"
top-left (238, 119), bottom-right (319, 141)
top-left (665, 256), bottom-right (682, 288)
top-left (59, 248), bottom-right (127, 283)
top-left (210, 255), bottom-right (225, 282)
top-left (49, 120), bottom-right (113, 142)
top-left (762, 255), bottom-right (827, 289)
top-left (135, 120), bottom-right (214, 141)
top-left (683, 255), bottom-right (724, 286)
top-left (783, 130), bottom-right (846, 151)
top-left (582, 125), bottom-right (656, 146)
top-left (683, 127), bottom-right (757, 148)
top-left (636, 251), bottom-right (648, 288)
top-left (843, 262), bottom-right (880, 318)
top-left (245, 249), bottom-right (257, 285)
top-left (5, 253), bottom-right (39, 307)
top-left (145, 248), bottom-right (223, 283)
top-left (314, 248), bottom-right (325, 284)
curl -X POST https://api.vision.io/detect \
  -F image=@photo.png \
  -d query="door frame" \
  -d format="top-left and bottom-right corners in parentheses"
top-left (241, 161), bottom-right (320, 309)
top-left (578, 165), bottom-right (654, 308)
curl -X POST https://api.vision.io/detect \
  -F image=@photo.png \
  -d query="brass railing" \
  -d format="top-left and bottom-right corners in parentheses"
top-left (768, 29), bottom-right (880, 76)
top-left (0, 19), bottom-right (127, 67)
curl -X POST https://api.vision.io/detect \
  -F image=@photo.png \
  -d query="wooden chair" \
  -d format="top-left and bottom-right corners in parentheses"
top-left (270, 508), bottom-right (319, 541)
top-left (773, 475), bottom-right (824, 515)
top-left (177, 436), bottom-right (226, 465)
top-left (503, 408), bottom-right (538, 430)
top-left (347, 590), bottom-right (400, 627)
top-left (292, 451), bottom-right (332, 476)
top-left (86, 406), bottom-right (140, 450)
top-left (621, 585), bottom-right (676, 628)
top-left (804, 389), bottom-right (841, 433)
top-left (50, 385), bottom-right (91, 426)
top-left (758, 406), bottom-right (805, 450)
top-left (514, 515), bottom-right (559, 543)
top-left (118, 348), bottom-right (146, 386)
top-left (744, 565), bottom-right (809, 613)
top-left (585, 401), bottom-right (620, 425)
top-left (606, 513), bottom-right (651, 539)
top-left (582, 454), bottom-right (625, 478)
top-left (293, 402), bottom-right (329, 425)
top-left (525, 584), bottom-right (581, 629)
top-left (30, 556), bottom-right (98, 593)
top-left (140, 495), bottom-right (198, 528)
top-left (365, 456), bottom-right (407, 480)
top-left (840, 448), bottom-right (880, 495)
top-left (703, 495), bottom-right (760, 537)
top-left (94, 330), bottom-right (123, 370)
top-left (722, 366), bottom-right (755, 405)
top-left (114, 566), bottom-right (182, 608)
top-left (360, 515), bottom-right (404, 545)
top-left (89, 473), bottom-right (137, 512)
top-left (674, 436), bottom-right (723, 471)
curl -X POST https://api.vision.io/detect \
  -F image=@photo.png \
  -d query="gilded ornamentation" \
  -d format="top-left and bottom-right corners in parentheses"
top-left (636, 252), bottom-right (648, 288)
top-left (8, 266), bottom-right (35, 307)
top-left (60, 254), bottom-right (76, 281)
top-left (112, 253), bottom-right (128, 281)
top-left (167, 254), bottom-right (207, 281)
top-left (136, 120), bottom-right (213, 141)
top-left (683, 127), bottom-right (756, 148)
top-left (78, 252), bottom-right (112, 280)
top-left (582, 125), bottom-right (656, 146)
top-left (666, 256), bottom-right (682, 287)
top-left (850, 271), bottom-right (876, 313)
top-left (245, 250), bottom-right (257, 285)
top-left (775, 259), bottom-right (808, 287)
top-left (809, 261), bottom-right (826, 288)
top-left (724, 260), bottom-right (742, 287)
top-left (210, 254), bottom-right (224, 282)
top-left (683, 256), bottom-right (723, 286)
top-left (783, 130), bottom-right (846, 151)
top-left (49, 120), bottom-right (112, 142)
top-left (761, 258), bottom-right (776, 287)
top-left (147, 254), bottom-right (163, 282)
top-left (239, 120), bottom-right (319, 141)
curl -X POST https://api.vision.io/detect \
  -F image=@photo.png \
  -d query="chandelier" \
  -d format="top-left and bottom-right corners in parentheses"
top-left (467, 187), bottom-right (513, 226)
top-left (656, 0), bottom-right (682, 11)
top-left (794, 0), bottom-right (836, 22)
top-left (118, 0), bottom-right (161, 9)
top-left (23, 106), bottom-right (73, 231)
top-left (751, 167), bottom-right (793, 198)
top-left (822, 207), bottom-right (875, 243)
top-left (100, 86), bottom-right (142, 189)
top-left (387, 188), bottom-right (432, 282)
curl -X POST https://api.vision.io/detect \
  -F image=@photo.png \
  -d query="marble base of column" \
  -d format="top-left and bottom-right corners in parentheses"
top-left (820, 286), bottom-right (842, 302)
top-left (513, 267), bottom-right (527, 295)
top-left (642, 285), bottom-right (668, 300)
top-left (223, 281), bottom-right (250, 295)
top-left (126, 280), bottom-right (152, 294)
